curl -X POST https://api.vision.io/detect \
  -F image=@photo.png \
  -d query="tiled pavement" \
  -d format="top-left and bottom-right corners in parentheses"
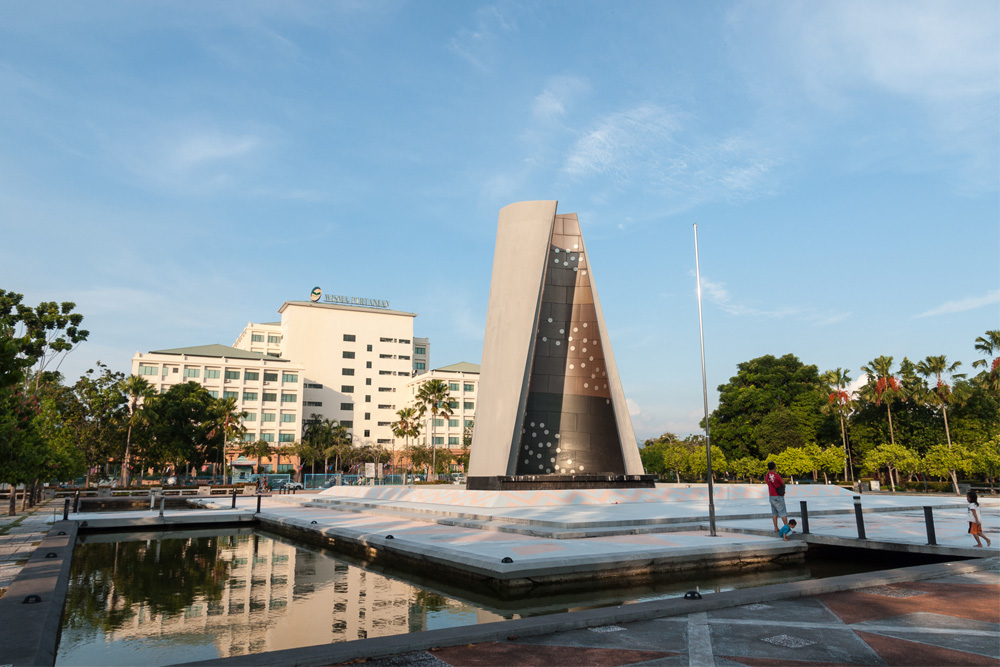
top-left (0, 498), bottom-right (61, 591)
top-left (361, 564), bottom-right (1000, 666)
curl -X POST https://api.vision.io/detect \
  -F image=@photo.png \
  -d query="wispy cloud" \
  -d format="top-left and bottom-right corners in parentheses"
top-left (698, 275), bottom-right (850, 326)
top-left (449, 5), bottom-right (517, 72)
top-left (563, 104), bottom-right (780, 210)
top-left (532, 76), bottom-right (590, 121)
top-left (915, 289), bottom-right (1000, 318)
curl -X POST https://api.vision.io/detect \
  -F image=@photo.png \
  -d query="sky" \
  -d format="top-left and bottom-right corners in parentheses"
top-left (1, 1), bottom-right (998, 442)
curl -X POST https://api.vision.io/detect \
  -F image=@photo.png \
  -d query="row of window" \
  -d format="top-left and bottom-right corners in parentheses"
top-left (434, 419), bottom-right (475, 427)
top-left (242, 413), bottom-right (296, 423)
top-left (240, 392), bottom-right (298, 403)
top-left (447, 383), bottom-right (476, 392)
top-left (250, 334), bottom-right (282, 344)
top-left (431, 437), bottom-right (461, 445)
top-left (244, 432), bottom-right (295, 443)
top-left (138, 365), bottom-right (297, 383)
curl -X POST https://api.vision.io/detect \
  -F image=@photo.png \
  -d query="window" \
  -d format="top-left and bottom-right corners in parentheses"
top-left (225, 370), bottom-right (240, 380)
top-left (366, 361), bottom-right (372, 368)
top-left (399, 339), bottom-right (411, 344)
top-left (261, 433), bottom-right (275, 443)
top-left (464, 402), bottom-right (474, 410)
top-left (243, 412), bottom-right (256, 421)
top-left (399, 355), bottom-right (410, 360)
top-left (379, 354), bottom-right (393, 359)
top-left (281, 414), bottom-right (295, 423)
top-left (377, 439), bottom-right (392, 444)
top-left (340, 403), bottom-right (353, 411)
top-left (243, 391), bottom-right (258, 401)
top-left (281, 393), bottom-right (296, 403)
top-left (224, 391), bottom-right (238, 400)
top-left (208, 390), bottom-right (219, 398)
top-left (251, 334), bottom-right (264, 343)
top-left (465, 419), bottom-right (474, 427)
top-left (304, 401), bottom-right (323, 407)
top-left (366, 344), bottom-right (373, 352)
top-left (305, 382), bottom-right (322, 388)
top-left (433, 437), bottom-right (444, 445)
top-left (365, 378), bottom-right (372, 385)
top-left (341, 420), bottom-right (353, 427)
top-left (342, 368), bottom-right (355, 376)
top-left (244, 371), bottom-right (259, 381)
top-left (268, 335), bottom-right (281, 344)
top-left (365, 395), bottom-right (371, 403)
top-left (138, 365), bottom-right (157, 376)
top-left (282, 373), bottom-right (297, 383)
top-left (172, 367), bottom-right (178, 374)
top-left (343, 351), bottom-right (355, 359)
top-left (343, 334), bottom-right (356, 342)
top-left (242, 433), bottom-right (256, 443)
top-left (449, 419), bottom-right (459, 427)
top-left (378, 404), bottom-right (393, 410)
top-left (364, 412), bottom-right (371, 420)
top-left (263, 392), bottom-right (277, 402)
top-left (448, 382), bottom-right (459, 391)
top-left (205, 369), bottom-right (220, 379)
top-left (264, 372), bottom-right (278, 382)
top-left (262, 413), bottom-right (276, 422)
top-left (378, 387), bottom-right (394, 392)
top-left (183, 368), bottom-right (200, 378)
top-left (279, 433), bottom-right (294, 442)
top-left (448, 436), bottom-right (459, 446)
top-left (415, 347), bottom-right (426, 355)
top-left (380, 337), bottom-right (395, 343)
top-left (341, 385), bottom-right (354, 393)
top-left (415, 362), bottom-right (426, 370)
top-left (378, 421), bottom-right (390, 427)
top-left (464, 384), bottom-right (474, 392)
top-left (379, 370), bottom-right (392, 376)
top-left (434, 419), bottom-right (444, 427)
top-left (448, 401), bottom-right (459, 409)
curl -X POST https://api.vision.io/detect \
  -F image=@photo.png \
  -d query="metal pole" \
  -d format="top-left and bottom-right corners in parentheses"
top-left (256, 494), bottom-right (262, 514)
top-left (158, 496), bottom-right (165, 518)
top-left (853, 495), bottom-right (866, 539)
top-left (693, 224), bottom-right (717, 537)
top-left (231, 488), bottom-right (237, 509)
top-left (799, 501), bottom-right (810, 534)
top-left (63, 498), bottom-right (69, 521)
top-left (923, 506), bottom-right (937, 545)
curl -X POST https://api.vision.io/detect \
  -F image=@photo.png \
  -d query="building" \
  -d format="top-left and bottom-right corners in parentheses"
top-left (404, 362), bottom-right (479, 467)
top-left (233, 322), bottom-right (283, 357)
top-left (131, 345), bottom-right (306, 468)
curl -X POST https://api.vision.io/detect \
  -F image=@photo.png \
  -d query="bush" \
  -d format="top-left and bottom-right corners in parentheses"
top-left (900, 481), bottom-right (952, 493)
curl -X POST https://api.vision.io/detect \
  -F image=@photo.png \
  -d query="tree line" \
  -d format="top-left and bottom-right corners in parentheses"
top-left (643, 332), bottom-right (999, 493)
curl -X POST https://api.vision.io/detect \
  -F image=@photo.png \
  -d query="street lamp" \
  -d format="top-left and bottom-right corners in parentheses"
top-left (694, 223), bottom-right (717, 537)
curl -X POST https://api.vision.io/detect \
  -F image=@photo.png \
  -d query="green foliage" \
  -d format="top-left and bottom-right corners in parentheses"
top-left (688, 445), bottom-right (726, 480)
top-left (149, 382), bottom-right (224, 472)
top-left (0, 290), bottom-right (89, 388)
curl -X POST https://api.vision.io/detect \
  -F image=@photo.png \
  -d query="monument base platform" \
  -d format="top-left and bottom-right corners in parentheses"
top-left (467, 474), bottom-right (656, 491)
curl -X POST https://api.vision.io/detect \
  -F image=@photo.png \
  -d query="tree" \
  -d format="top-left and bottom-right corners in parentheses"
top-left (923, 443), bottom-right (972, 495)
top-left (120, 375), bottom-right (155, 487)
top-left (415, 379), bottom-right (452, 480)
top-left (859, 356), bottom-right (904, 446)
top-left (971, 330), bottom-right (1000, 393)
top-left (207, 396), bottom-right (246, 485)
top-left (392, 406), bottom-right (422, 475)
top-left (662, 442), bottom-right (692, 483)
top-left (968, 435), bottom-right (1000, 486)
top-left (814, 446), bottom-right (846, 484)
top-left (915, 356), bottom-right (964, 452)
top-left (149, 382), bottom-right (224, 475)
top-left (639, 433), bottom-right (678, 476)
top-left (63, 363), bottom-right (127, 487)
top-left (861, 443), bottom-right (918, 493)
top-left (708, 354), bottom-right (827, 459)
top-left (821, 368), bottom-right (854, 480)
top-left (688, 445), bottom-right (726, 482)
top-left (293, 441), bottom-right (321, 480)
top-left (240, 439), bottom-right (273, 475)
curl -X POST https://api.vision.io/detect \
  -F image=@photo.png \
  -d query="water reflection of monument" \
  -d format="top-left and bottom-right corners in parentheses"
top-left (469, 201), bottom-right (653, 490)
top-left (86, 533), bottom-right (506, 658)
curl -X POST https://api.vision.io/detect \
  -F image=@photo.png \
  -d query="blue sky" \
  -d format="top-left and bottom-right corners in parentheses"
top-left (2, 1), bottom-right (997, 441)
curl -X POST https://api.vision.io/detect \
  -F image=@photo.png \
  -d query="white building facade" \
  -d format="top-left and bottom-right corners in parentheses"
top-left (404, 362), bottom-right (479, 461)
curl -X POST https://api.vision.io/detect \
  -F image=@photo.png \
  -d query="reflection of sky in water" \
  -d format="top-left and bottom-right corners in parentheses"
top-left (426, 608), bottom-right (482, 632)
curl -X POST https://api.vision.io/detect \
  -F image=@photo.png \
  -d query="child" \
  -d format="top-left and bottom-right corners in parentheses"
top-left (967, 491), bottom-right (992, 548)
top-left (778, 519), bottom-right (797, 541)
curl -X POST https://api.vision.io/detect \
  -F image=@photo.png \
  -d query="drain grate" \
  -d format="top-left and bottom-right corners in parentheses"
top-left (855, 586), bottom-right (928, 598)
top-left (762, 634), bottom-right (816, 648)
top-left (741, 603), bottom-right (773, 611)
top-left (589, 625), bottom-right (627, 633)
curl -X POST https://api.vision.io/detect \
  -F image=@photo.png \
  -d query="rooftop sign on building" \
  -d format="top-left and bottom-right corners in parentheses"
top-left (310, 286), bottom-right (389, 309)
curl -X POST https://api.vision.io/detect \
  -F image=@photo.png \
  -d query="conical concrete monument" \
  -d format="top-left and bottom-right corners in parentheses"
top-left (467, 201), bottom-right (652, 490)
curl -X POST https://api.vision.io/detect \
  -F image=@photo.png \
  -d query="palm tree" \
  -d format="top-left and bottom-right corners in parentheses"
top-left (120, 375), bottom-right (155, 488)
top-left (821, 368), bottom-right (854, 481)
top-left (972, 330), bottom-right (1000, 393)
top-left (392, 406), bottom-right (422, 479)
top-left (415, 379), bottom-right (452, 480)
top-left (240, 439), bottom-right (273, 476)
top-left (209, 396), bottom-right (247, 485)
top-left (860, 356), bottom-right (904, 445)
top-left (915, 355), bottom-right (965, 450)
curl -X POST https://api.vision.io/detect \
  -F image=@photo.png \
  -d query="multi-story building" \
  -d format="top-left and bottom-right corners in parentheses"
top-left (130, 345), bottom-right (305, 466)
top-left (404, 362), bottom-right (479, 466)
top-left (233, 322), bottom-right (283, 357)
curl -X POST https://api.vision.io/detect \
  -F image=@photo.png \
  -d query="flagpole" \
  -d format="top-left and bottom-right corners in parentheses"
top-left (693, 223), bottom-right (717, 536)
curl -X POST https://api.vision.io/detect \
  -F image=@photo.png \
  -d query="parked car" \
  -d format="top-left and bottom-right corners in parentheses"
top-left (452, 474), bottom-right (467, 485)
top-left (280, 481), bottom-right (304, 490)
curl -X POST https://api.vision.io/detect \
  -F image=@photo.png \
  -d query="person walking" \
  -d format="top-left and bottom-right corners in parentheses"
top-left (967, 491), bottom-right (991, 548)
top-left (766, 461), bottom-right (788, 532)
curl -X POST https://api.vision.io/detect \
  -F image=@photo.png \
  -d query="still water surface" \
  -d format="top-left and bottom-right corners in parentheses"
top-left (57, 528), bottom-right (878, 666)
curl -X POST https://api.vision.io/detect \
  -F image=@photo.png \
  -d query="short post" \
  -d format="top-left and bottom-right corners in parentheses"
top-left (923, 506), bottom-right (937, 546)
top-left (73, 491), bottom-right (80, 514)
top-left (158, 496), bottom-right (165, 518)
top-left (853, 495), bottom-right (866, 540)
top-left (231, 488), bottom-right (237, 509)
top-left (63, 498), bottom-right (70, 521)
top-left (292, 487), bottom-right (297, 495)
top-left (799, 501), bottom-right (810, 534)
top-left (256, 494), bottom-right (262, 514)
top-left (149, 489), bottom-right (155, 511)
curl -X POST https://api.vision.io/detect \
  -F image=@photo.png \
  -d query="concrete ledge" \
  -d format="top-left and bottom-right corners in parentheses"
top-left (76, 510), bottom-right (256, 532)
top-left (0, 521), bottom-right (78, 667)
top-left (170, 556), bottom-right (998, 667)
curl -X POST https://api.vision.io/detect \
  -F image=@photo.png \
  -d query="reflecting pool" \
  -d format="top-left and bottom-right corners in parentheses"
top-left (56, 528), bottom-right (886, 666)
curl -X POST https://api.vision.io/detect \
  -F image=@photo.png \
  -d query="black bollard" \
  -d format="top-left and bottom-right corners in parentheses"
top-left (256, 494), bottom-right (262, 514)
top-left (63, 498), bottom-right (70, 521)
top-left (159, 496), bottom-right (165, 518)
top-left (73, 491), bottom-right (80, 514)
top-left (799, 501), bottom-right (810, 534)
top-left (923, 506), bottom-right (937, 546)
top-left (231, 488), bottom-right (237, 509)
top-left (853, 495), bottom-right (866, 540)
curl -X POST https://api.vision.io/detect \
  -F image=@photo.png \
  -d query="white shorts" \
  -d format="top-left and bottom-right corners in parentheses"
top-left (769, 496), bottom-right (787, 517)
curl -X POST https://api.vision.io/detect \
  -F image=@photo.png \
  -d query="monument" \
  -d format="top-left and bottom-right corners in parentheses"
top-left (467, 201), bottom-right (654, 490)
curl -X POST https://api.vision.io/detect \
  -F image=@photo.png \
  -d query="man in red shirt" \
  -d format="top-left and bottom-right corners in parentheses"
top-left (766, 461), bottom-right (788, 532)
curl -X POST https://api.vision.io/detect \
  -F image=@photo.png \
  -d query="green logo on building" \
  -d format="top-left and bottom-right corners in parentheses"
top-left (310, 286), bottom-right (322, 302)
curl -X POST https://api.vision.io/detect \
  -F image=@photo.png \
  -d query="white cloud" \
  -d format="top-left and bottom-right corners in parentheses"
top-left (531, 76), bottom-right (590, 121)
top-left (626, 397), bottom-right (641, 417)
top-left (449, 5), bottom-right (517, 72)
top-left (914, 289), bottom-right (1000, 318)
top-left (697, 274), bottom-right (849, 326)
